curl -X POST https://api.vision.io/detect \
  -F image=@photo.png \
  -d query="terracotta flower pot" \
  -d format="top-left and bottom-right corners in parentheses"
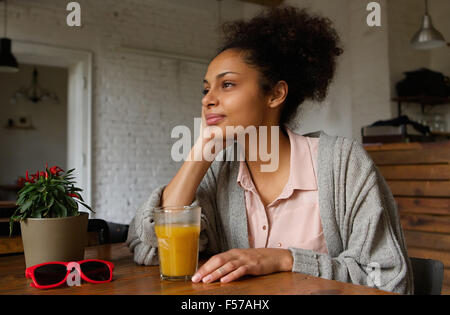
top-left (20, 212), bottom-right (89, 268)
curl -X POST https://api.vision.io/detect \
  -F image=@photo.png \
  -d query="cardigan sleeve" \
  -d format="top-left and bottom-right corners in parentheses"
top-left (126, 164), bottom-right (221, 266)
top-left (288, 140), bottom-right (414, 295)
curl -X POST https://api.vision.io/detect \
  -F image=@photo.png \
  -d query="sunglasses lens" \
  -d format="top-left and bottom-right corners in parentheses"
top-left (34, 264), bottom-right (67, 286)
top-left (80, 261), bottom-right (111, 281)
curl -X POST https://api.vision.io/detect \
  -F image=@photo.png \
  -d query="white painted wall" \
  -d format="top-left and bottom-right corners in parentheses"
top-left (430, 0), bottom-right (450, 75)
top-left (242, 1), bottom-right (353, 139)
top-left (243, 0), bottom-right (393, 142)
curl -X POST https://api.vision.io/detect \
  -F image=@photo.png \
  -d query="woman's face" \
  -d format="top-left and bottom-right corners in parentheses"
top-left (202, 49), bottom-right (274, 138)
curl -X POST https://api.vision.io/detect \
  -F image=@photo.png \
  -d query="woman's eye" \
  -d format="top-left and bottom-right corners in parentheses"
top-left (223, 82), bottom-right (234, 88)
top-left (202, 82), bottom-right (234, 95)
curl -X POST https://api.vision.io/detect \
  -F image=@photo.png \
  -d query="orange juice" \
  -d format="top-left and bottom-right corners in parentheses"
top-left (155, 224), bottom-right (200, 278)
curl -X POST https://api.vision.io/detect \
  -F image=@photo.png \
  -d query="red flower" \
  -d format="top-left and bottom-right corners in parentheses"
top-left (50, 166), bottom-right (64, 176)
top-left (25, 171), bottom-right (35, 184)
top-left (31, 173), bottom-right (38, 182)
top-left (67, 193), bottom-right (79, 199)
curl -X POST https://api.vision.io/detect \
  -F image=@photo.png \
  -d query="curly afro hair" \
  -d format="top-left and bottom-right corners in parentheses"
top-left (217, 6), bottom-right (343, 128)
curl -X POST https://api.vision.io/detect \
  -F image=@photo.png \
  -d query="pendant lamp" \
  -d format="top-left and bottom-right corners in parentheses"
top-left (0, 0), bottom-right (19, 72)
top-left (411, 0), bottom-right (447, 50)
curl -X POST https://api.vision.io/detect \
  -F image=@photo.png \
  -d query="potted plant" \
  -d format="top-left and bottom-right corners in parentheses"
top-left (10, 164), bottom-right (94, 268)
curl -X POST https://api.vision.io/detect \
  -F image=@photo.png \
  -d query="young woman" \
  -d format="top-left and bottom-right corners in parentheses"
top-left (127, 6), bottom-right (413, 294)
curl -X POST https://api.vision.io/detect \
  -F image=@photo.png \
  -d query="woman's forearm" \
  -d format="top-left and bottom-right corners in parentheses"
top-left (161, 139), bottom-right (213, 207)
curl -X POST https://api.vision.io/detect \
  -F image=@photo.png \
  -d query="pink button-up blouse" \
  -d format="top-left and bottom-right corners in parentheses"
top-left (236, 127), bottom-right (328, 254)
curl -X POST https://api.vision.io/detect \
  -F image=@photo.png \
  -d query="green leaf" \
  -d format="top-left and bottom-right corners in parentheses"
top-left (47, 196), bottom-right (54, 209)
top-left (9, 214), bottom-right (23, 237)
top-left (52, 203), bottom-right (61, 218)
top-left (67, 195), bottom-right (77, 206)
top-left (20, 200), bottom-right (33, 213)
top-left (55, 200), bottom-right (68, 217)
top-left (50, 179), bottom-right (65, 184)
top-left (31, 207), bottom-right (46, 218)
top-left (19, 185), bottom-right (36, 195)
top-left (43, 206), bottom-right (52, 217)
top-left (16, 194), bottom-right (26, 205)
top-left (68, 202), bottom-right (79, 217)
top-left (9, 221), bottom-right (14, 237)
top-left (55, 185), bottom-right (65, 194)
top-left (77, 200), bottom-right (93, 212)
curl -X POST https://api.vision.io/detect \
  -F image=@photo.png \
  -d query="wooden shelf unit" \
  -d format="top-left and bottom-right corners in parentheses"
top-left (392, 96), bottom-right (450, 116)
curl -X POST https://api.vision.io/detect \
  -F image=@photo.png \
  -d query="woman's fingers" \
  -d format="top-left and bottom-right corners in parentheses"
top-left (192, 252), bottom-right (239, 283)
top-left (191, 254), bottom-right (228, 283)
top-left (200, 110), bottom-right (207, 135)
top-left (202, 260), bottom-right (240, 284)
top-left (220, 266), bottom-right (248, 283)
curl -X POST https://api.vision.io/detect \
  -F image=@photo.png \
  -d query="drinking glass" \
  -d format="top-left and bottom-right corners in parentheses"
top-left (153, 206), bottom-right (201, 281)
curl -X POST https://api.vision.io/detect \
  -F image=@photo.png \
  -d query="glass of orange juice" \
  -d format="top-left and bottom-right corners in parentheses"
top-left (153, 206), bottom-right (201, 281)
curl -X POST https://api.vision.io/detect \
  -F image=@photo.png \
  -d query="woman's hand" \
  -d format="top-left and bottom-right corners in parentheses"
top-left (188, 110), bottom-right (233, 162)
top-left (191, 248), bottom-right (293, 284)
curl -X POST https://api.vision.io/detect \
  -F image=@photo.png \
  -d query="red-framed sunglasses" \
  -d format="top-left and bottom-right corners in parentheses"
top-left (25, 259), bottom-right (114, 289)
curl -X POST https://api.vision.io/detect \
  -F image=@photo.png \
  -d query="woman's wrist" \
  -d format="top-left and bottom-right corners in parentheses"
top-left (161, 137), bottom-right (213, 207)
top-left (279, 249), bottom-right (294, 272)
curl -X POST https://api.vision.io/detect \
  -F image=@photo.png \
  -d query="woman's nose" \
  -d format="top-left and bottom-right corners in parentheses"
top-left (202, 91), bottom-right (218, 108)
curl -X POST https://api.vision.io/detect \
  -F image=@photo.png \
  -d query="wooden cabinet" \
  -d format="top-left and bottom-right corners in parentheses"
top-left (364, 140), bottom-right (450, 294)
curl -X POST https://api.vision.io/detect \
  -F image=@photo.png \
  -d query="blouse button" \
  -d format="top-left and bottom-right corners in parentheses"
top-left (262, 225), bottom-right (267, 230)
top-left (277, 243), bottom-right (282, 247)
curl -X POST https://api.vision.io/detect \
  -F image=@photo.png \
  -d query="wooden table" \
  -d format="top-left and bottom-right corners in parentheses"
top-left (0, 242), bottom-right (394, 295)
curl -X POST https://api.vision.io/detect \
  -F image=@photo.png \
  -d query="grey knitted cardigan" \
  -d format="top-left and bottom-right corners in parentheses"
top-left (126, 130), bottom-right (414, 294)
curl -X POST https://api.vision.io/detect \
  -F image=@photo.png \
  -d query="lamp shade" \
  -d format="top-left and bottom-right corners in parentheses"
top-left (0, 38), bottom-right (19, 72)
top-left (410, 14), bottom-right (447, 49)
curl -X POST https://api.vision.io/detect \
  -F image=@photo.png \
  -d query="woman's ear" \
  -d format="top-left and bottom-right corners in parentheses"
top-left (268, 81), bottom-right (288, 109)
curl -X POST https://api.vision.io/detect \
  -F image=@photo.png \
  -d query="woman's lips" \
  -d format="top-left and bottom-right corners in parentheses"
top-left (206, 114), bottom-right (226, 125)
